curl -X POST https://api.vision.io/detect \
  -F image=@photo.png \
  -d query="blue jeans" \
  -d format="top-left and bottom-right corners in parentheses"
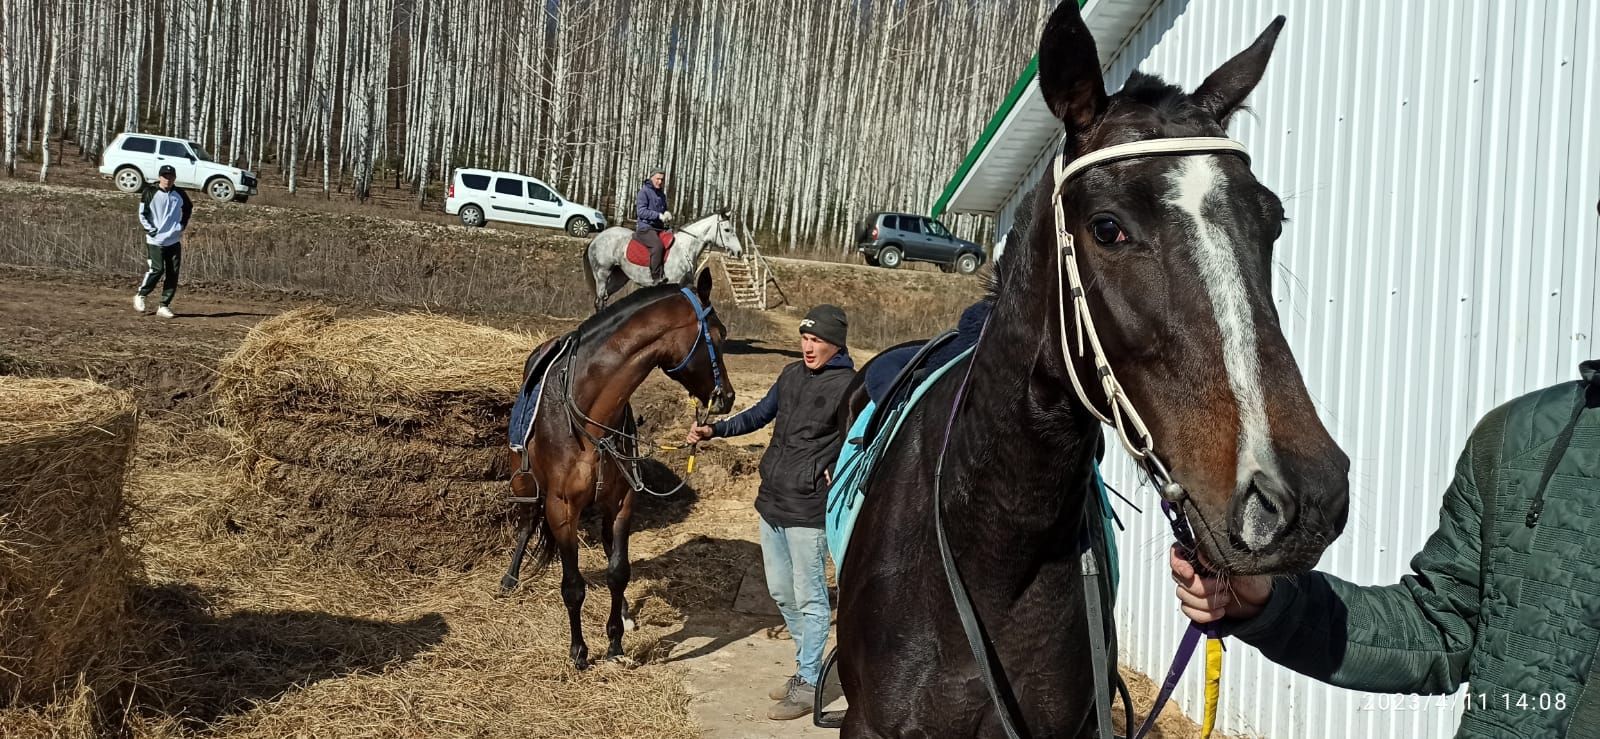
top-left (759, 518), bottom-right (831, 685)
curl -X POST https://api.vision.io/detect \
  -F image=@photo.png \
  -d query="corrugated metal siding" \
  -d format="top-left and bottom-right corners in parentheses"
top-left (994, 1), bottom-right (1599, 736)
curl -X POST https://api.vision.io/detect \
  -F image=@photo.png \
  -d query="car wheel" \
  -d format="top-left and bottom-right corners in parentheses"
top-left (955, 253), bottom-right (980, 275)
top-left (566, 216), bottom-right (594, 237)
top-left (460, 205), bottom-right (486, 227)
top-left (114, 166), bottom-right (144, 193)
top-left (879, 246), bottom-right (903, 269)
top-left (206, 177), bottom-right (236, 203)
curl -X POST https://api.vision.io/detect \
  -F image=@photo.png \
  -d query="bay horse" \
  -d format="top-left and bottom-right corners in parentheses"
top-left (835, 3), bottom-right (1351, 737)
top-left (584, 209), bottom-right (745, 313)
top-left (504, 269), bottom-right (733, 669)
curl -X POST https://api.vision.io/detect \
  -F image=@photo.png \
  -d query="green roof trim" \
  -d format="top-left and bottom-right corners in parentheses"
top-left (930, 53), bottom-right (1039, 220)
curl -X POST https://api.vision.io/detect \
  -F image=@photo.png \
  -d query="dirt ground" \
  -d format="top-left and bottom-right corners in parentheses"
top-left (0, 263), bottom-right (1201, 736)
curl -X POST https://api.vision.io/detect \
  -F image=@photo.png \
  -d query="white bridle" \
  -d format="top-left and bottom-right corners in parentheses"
top-left (1051, 136), bottom-right (1250, 502)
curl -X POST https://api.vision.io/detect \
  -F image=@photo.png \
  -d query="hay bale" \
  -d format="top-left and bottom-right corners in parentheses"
top-left (0, 378), bottom-right (138, 706)
top-left (249, 419), bottom-right (509, 481)
top-left (215, 307), bottom-right (532, 439)
top-left (215, 308), bottom-right (540, 571)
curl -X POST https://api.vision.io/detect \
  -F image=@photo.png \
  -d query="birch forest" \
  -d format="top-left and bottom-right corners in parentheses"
top-left (0, 0), bottom-right (1054, 249)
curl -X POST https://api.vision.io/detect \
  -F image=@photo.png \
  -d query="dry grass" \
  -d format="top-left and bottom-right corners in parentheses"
top-left (212, 307), bottom-right (544, 573)
top-left (763, 257), bottom-right (986, 350)
top-left (0, 452), bottom-right (702, 738)
top-left (0, 181), bottom-right (599, 318)
top-left (213, 307), bottom-right (534, 439)
top-left (0, 378), bottom-right (140, 710)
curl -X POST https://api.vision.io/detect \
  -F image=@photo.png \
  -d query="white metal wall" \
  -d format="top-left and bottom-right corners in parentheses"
top-left (993, 0), bottom-right (1600, 737)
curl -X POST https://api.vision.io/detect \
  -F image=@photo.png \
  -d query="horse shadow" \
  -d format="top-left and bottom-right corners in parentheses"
top-left (626, 458), bottom-right (701, 530)
top-left (722, 337), bottom-right (801, 359)
top-left (624, 536), bottom-right (841, 698)
top-left (128, 582), bottom-right (449, 729)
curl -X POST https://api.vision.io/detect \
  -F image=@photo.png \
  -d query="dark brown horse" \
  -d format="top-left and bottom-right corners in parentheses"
top-left (504, 269), bottom-right (732, 669)
top-left (835, 3), bottom-right (1350, 737)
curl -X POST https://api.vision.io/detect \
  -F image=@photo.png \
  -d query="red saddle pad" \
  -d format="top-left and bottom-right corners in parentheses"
top-left (626, 231), bottom-right (676, 267)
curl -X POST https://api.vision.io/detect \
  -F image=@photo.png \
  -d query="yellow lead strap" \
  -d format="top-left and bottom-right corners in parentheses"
top-left (1200, 637), bottom-right (1223, 739)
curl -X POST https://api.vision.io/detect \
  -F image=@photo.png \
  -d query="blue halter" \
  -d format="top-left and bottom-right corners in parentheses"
top-left (667, 287), bottom-right (723, 395)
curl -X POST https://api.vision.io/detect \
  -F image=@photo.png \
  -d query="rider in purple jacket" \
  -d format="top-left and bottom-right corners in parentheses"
top-left (634, 170), bottom-right (671, 282)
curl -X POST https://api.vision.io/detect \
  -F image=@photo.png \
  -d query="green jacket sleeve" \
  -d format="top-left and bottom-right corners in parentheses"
top-left (1222, 443), bottom-right (1484, 694)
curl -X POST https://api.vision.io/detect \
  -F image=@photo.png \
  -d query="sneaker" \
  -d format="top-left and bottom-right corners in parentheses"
top-left (769, 674), bottom-right (801, 701)
top-left (767, 679), bottom-right (816, 721)
top-left (156, 305), bottom-right (175, 319)
top-left (133, 294), bottom-right (146, 312)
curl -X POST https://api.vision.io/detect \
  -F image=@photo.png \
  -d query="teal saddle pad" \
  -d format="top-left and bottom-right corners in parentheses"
top-left (825, 347), bottom-right (973, 574)
top-left (823, 346), bottom-right (1121, 596)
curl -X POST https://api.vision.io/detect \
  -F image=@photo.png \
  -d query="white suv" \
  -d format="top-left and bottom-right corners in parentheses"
top-left (99, 133), bottom-right (259, 203)
top-left (446, 168), bottom-right (606, 236)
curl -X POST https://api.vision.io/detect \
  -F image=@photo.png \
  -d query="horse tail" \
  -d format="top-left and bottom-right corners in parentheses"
top-left (582, 241), bottom-right (599, 298)
top-left (508, 496), bottom-right (558, 577)
top-left (525, 513), bottom-right (557, 574)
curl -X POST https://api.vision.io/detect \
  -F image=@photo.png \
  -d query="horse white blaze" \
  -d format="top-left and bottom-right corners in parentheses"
top-left (1167, 157), bottom-right (1281, 548)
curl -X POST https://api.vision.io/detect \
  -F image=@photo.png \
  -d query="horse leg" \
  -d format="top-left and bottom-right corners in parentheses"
top-left (599, 485), bottom-right (637, 660)
top-left (549, 495), bottom-right (590, 670)
top-left (500, 522), bottom-right (534, 592)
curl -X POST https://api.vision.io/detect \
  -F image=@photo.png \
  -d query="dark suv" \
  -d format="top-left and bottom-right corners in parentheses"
top-left (856, 212), bottom-right (986, 274)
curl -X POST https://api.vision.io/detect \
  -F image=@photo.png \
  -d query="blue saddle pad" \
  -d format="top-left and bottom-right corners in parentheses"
top-left (508, 337), bottom-right (571, 452)
top-left (826, 346), bottom-right (974, 574)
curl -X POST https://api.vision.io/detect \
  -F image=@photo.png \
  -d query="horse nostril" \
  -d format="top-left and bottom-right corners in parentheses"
top-left (1256, 491), bottom-right (1279, 516)
top-left (1232, 472), bottom-right (1297, 552)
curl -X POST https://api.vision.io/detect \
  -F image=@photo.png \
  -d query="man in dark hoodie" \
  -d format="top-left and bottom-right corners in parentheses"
top-left (134, 164), bottom-right (193, 318)
top-left (634, 169), bottom-right (672, 282)
top-left (686, 304), bottom-right (856, 721)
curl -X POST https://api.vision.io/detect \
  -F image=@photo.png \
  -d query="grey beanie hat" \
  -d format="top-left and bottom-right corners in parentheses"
top-left (799, 304), bottom-right (848, 348)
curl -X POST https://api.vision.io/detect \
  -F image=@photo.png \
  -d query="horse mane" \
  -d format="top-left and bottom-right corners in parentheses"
top-left (573, 284), bottom-right (684, 345)
top-left (1116, 71), bottom-right (1190, 115)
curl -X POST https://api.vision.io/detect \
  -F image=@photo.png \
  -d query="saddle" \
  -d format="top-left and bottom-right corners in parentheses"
top-left (826, 339), bottom-right (971, 574)
top-left (859, 331), bottom-right (958, 450)
top-left (625, 230), bottom-right (676, 267)
top-left (507, 333), bottom-right (576, 453)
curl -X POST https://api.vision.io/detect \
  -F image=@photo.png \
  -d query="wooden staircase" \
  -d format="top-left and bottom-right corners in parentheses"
top-left (718, 243), bottom-right (782, 310)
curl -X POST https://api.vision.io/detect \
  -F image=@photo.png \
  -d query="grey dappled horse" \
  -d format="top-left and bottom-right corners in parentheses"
top-left (583, 209), bottom-right (744, 313)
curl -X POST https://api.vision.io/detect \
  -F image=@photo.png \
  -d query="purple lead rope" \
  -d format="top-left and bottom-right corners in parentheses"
top-left (1129, 498), bottom-right (1220, 739)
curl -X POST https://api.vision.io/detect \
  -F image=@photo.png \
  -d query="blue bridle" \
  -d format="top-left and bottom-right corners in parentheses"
top-left (666, 287), bottom-right (724, 397)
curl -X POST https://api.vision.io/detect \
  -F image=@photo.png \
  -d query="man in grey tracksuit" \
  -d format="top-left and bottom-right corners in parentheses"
top-left (134, 164), bottom-right (192, 318)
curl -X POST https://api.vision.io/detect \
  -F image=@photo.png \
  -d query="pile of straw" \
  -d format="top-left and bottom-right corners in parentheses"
top-left (0, 378), bottom-right (139, 707)
top-left (214, 307), bottom-right (541, 571)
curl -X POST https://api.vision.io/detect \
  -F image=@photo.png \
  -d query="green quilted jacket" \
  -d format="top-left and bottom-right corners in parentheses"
top-left (1226, 360), bottom-right (1600, 738)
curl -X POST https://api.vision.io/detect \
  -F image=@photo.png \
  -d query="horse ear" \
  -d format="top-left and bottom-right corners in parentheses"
top-left (1190, 16), bottom-right (1286, 125)
top-left (1038, 0), bottom-right (1107, 139)
top-left (695, 267), bottom-right (714, 305)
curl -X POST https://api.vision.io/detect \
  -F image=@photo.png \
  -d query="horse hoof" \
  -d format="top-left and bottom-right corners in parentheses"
top-left (499, 574), bottom-right (519, 592)
top-left (572, 657), bottom-right (590, 671)
top-left (623, 616), bottom-right (637, 632)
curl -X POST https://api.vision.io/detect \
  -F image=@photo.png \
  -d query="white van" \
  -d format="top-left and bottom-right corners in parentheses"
top-left (98, 132), bottom-right (259, 202)
top-left (445, 168), bottom-right (607, 236)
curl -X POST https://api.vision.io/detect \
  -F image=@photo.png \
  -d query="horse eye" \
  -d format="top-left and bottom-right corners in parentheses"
top-left (1091, 217), bottom-right (1127, 245)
